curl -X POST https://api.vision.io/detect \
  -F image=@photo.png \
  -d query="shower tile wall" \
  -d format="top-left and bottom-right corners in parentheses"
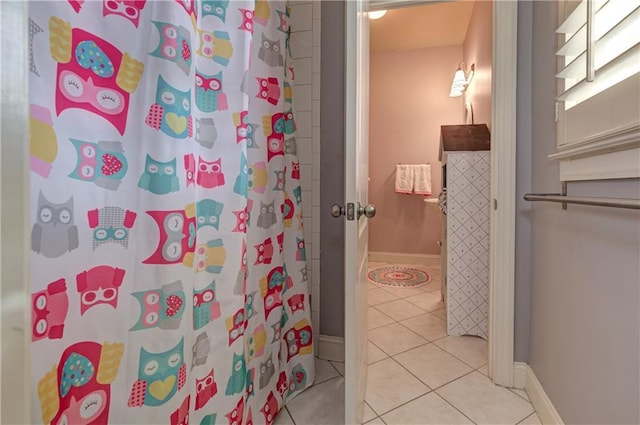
top-left (290, 1), bottom-right (322, 350)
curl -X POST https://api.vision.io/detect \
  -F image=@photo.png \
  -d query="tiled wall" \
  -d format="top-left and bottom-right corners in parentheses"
top-left (290, 1), bottom-right (321, 346)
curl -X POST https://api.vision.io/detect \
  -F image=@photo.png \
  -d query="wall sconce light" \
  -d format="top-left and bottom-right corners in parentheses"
top-left (449, 62), bottom-right (475, 97)
top-left (368, 10), bottom-right (387, 19)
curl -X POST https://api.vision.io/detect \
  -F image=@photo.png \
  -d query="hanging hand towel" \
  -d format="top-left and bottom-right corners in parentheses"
top-left (395, 164), bottom-right (414, 194)
top-left (414, 164), bottom-right (432, 195)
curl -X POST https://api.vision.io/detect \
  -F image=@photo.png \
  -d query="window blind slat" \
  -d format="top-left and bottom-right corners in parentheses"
top-left (557, 0), bottom-right (607, 34)
top-left (558, 44), bottom-right (640, 106)
top-left (557, 8), bottom-right (640, 81)
top-left (557, 25), bottom-right (587, 57)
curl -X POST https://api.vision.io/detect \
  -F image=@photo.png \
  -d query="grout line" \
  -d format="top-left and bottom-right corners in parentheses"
top-left (429, 368), bottom-right (477, 392)
top-left (508, 387), bottom-right (531, 403)
top-left (284, 406), bottom-right (296, 425)
top-left (431, 387), bottom-right (479, 425)
top-left (327, 359), bottom-right (343, 377)
top-left (370, 387), bottom-right (434, 418)
top-left (394, 315), bottom-right (446, 343)
top-left (516, 412), bottom-right (540, 425)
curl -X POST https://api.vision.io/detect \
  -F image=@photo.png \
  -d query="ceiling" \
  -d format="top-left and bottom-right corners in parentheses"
top-left (370, 1), bottom-right (475, 53)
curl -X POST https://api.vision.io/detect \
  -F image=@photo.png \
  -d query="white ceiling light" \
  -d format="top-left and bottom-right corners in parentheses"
top-left (369, 10), bottom-right (387, 20)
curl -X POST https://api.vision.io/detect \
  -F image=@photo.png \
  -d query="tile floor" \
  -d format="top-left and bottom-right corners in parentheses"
top-left (275, 261), bottom-right (542, 425)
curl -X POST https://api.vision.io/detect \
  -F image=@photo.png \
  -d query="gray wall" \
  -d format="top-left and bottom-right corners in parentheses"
top-left (524, 2), bottom-right (640, 424)
top-left (319, 1), bottom-right (345, 337)
top-left (514, 0), bottom-right (533, 363)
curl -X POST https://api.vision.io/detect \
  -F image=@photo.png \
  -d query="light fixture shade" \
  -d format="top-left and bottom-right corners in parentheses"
top-left (448, 63), bottom-right (474, 97)
top-left (452, 69), bottom-right (467, 86)
top-left (368, 10), bottom-right (387, 19)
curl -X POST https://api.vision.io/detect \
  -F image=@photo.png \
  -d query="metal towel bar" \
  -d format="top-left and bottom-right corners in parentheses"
top-left (524, 182), bottom-right (640, 210)
top-left (523, 193), bottom-right (640, 210)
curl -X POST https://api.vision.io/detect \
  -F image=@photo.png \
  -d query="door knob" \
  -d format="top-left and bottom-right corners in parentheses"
top-left (358, 203), bottom-right (376, 219)
top-left (331, 204), bottom-right (345, 218)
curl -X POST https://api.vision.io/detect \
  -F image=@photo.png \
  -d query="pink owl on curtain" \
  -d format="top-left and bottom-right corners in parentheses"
top-left (76, 266), bottom-right (125, 315)
top-left (143, 207), bottom-right (197, 266)
top-left (36, 341), bottom-right (124, 425)
top-left (170, 395), bottom-right (190, 425)
top-left (103, 0), bottom-right (147, 27)
top-left (49, 17), bottom-right (144, 135)
top-left (196, 157), bottom-right (225, 189)
top-left (32, 279), bottom-right (69, 341)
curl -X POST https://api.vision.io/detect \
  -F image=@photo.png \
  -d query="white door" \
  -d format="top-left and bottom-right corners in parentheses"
top-left (343, 1), bottom-right (371, 423)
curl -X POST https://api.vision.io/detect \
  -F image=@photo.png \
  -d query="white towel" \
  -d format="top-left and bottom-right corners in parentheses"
top-left (395, 164), bottom-right (413, 194)
top-left (413, 164), bottom-right (432, 195)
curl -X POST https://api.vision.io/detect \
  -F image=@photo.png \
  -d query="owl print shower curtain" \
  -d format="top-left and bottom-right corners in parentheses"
top-left (28, 1), bottom-right (314, 423)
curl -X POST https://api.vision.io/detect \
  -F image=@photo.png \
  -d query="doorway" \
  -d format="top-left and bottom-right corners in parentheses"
top-left (364, 1), bottom-right (494, 421)
top-left (344, 0), bottom-right (521, 422)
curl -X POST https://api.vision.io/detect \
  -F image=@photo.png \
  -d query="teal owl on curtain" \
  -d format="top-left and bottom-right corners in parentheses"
top-left (193, 280), bottom-right (221, 330)
top-left (195, 69), bottom-right (227, 112)
top-left (196, 199), bottom-right (224, 230)
top-left (233, 152), bottom-right (248, 198)
top-left (145, 75), bottom-right (193, 139)
top-left (149, 21), bottom-right (192, 75)
top-left (225, 352), bottom-right (246, 395)
top-left (201, 0), bottom-right (229, 21)
top-left (129, 281), bottom-right (185, 330)
top-left (127, 337), bottom-right (186, 407)
top-left (138, 154), bottom-right (180, 195)
top-left (68, 139), bottom-right (128, 191)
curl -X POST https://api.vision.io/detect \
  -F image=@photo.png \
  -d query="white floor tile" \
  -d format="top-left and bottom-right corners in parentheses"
top-left (394, 344), bottom-right (474, 389)
top-left (374, 299), bottom-right (426, 321)
top-left (378, 285), bottom-right (428, 298)
top-left (432, 308), bottom-right (447, 320)
top-left (381, 392), bottom-right (472, 425)
top-left (423, 281), bottom-right (442, 293)
top-left (519, 412), bottom-right (542, 425)
top-left (365, 358), bottom-right (430, 415)
top-left (286, 377), bottom-right (345, 425)
top-left (368, 323), bottom-right (428, 356)
top-left (368, 307), bottom-right (395, 330)
top-left (400, 313), bottom-right (447, 341)
top-left (477, 364), bottom-right (489, 376)
top-left (368, 288), bottom-right (400, 305)
top-left (434, 336), bottom-right (488, 369)
top-left (363, 402), bottom-right (377, 423)
top-left (510, 388), bottom-right (530, 401)
top-left (405, 292), bottom-right (445, 312)
top-left (315, 357), bottom-right (340, 384)
top-left (368, 341), bottom-right (388, 364)
top-left (437, 372), bottom-right (534, 425)
top-left (330, 361), bottom-right (345, 376)
top-left (274, 407), bottom-right (295, 425)
top-left (365, 418), bottom-right (386, 425)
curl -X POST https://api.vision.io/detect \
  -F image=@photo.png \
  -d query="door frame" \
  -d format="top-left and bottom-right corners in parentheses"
top-left (0, 1), bottom-right (32, 423)
top-left (356, 0), bottom-right (518, 388)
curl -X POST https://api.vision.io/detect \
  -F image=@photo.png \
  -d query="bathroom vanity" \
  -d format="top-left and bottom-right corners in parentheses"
top-left (439, 124), bottom-right (490, 339)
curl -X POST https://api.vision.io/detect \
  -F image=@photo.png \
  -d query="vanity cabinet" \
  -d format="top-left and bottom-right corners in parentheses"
top-left (439, 124), bottom-right (491, 339)
top-left (444, 151), bottom-right (490, 339)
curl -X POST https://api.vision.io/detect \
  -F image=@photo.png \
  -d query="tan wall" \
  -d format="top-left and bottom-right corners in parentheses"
top-left (463, 0), bottom-right (493, 129)
top-left (368, 46), bottom-right (463, 255)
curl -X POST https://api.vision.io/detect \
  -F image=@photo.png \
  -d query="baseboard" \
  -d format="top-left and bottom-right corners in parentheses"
top-left (317, 334), bottom-right (345, 362)
top-left (513, 362), bottom-right (528, 389)
top-left (513, 362), bottom-right (564, 425)
top-left (368, 251), bottom-right (440, 265)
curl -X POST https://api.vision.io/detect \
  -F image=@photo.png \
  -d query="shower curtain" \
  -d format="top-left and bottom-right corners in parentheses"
top-left (28, 1), bottom-right (314, 423)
